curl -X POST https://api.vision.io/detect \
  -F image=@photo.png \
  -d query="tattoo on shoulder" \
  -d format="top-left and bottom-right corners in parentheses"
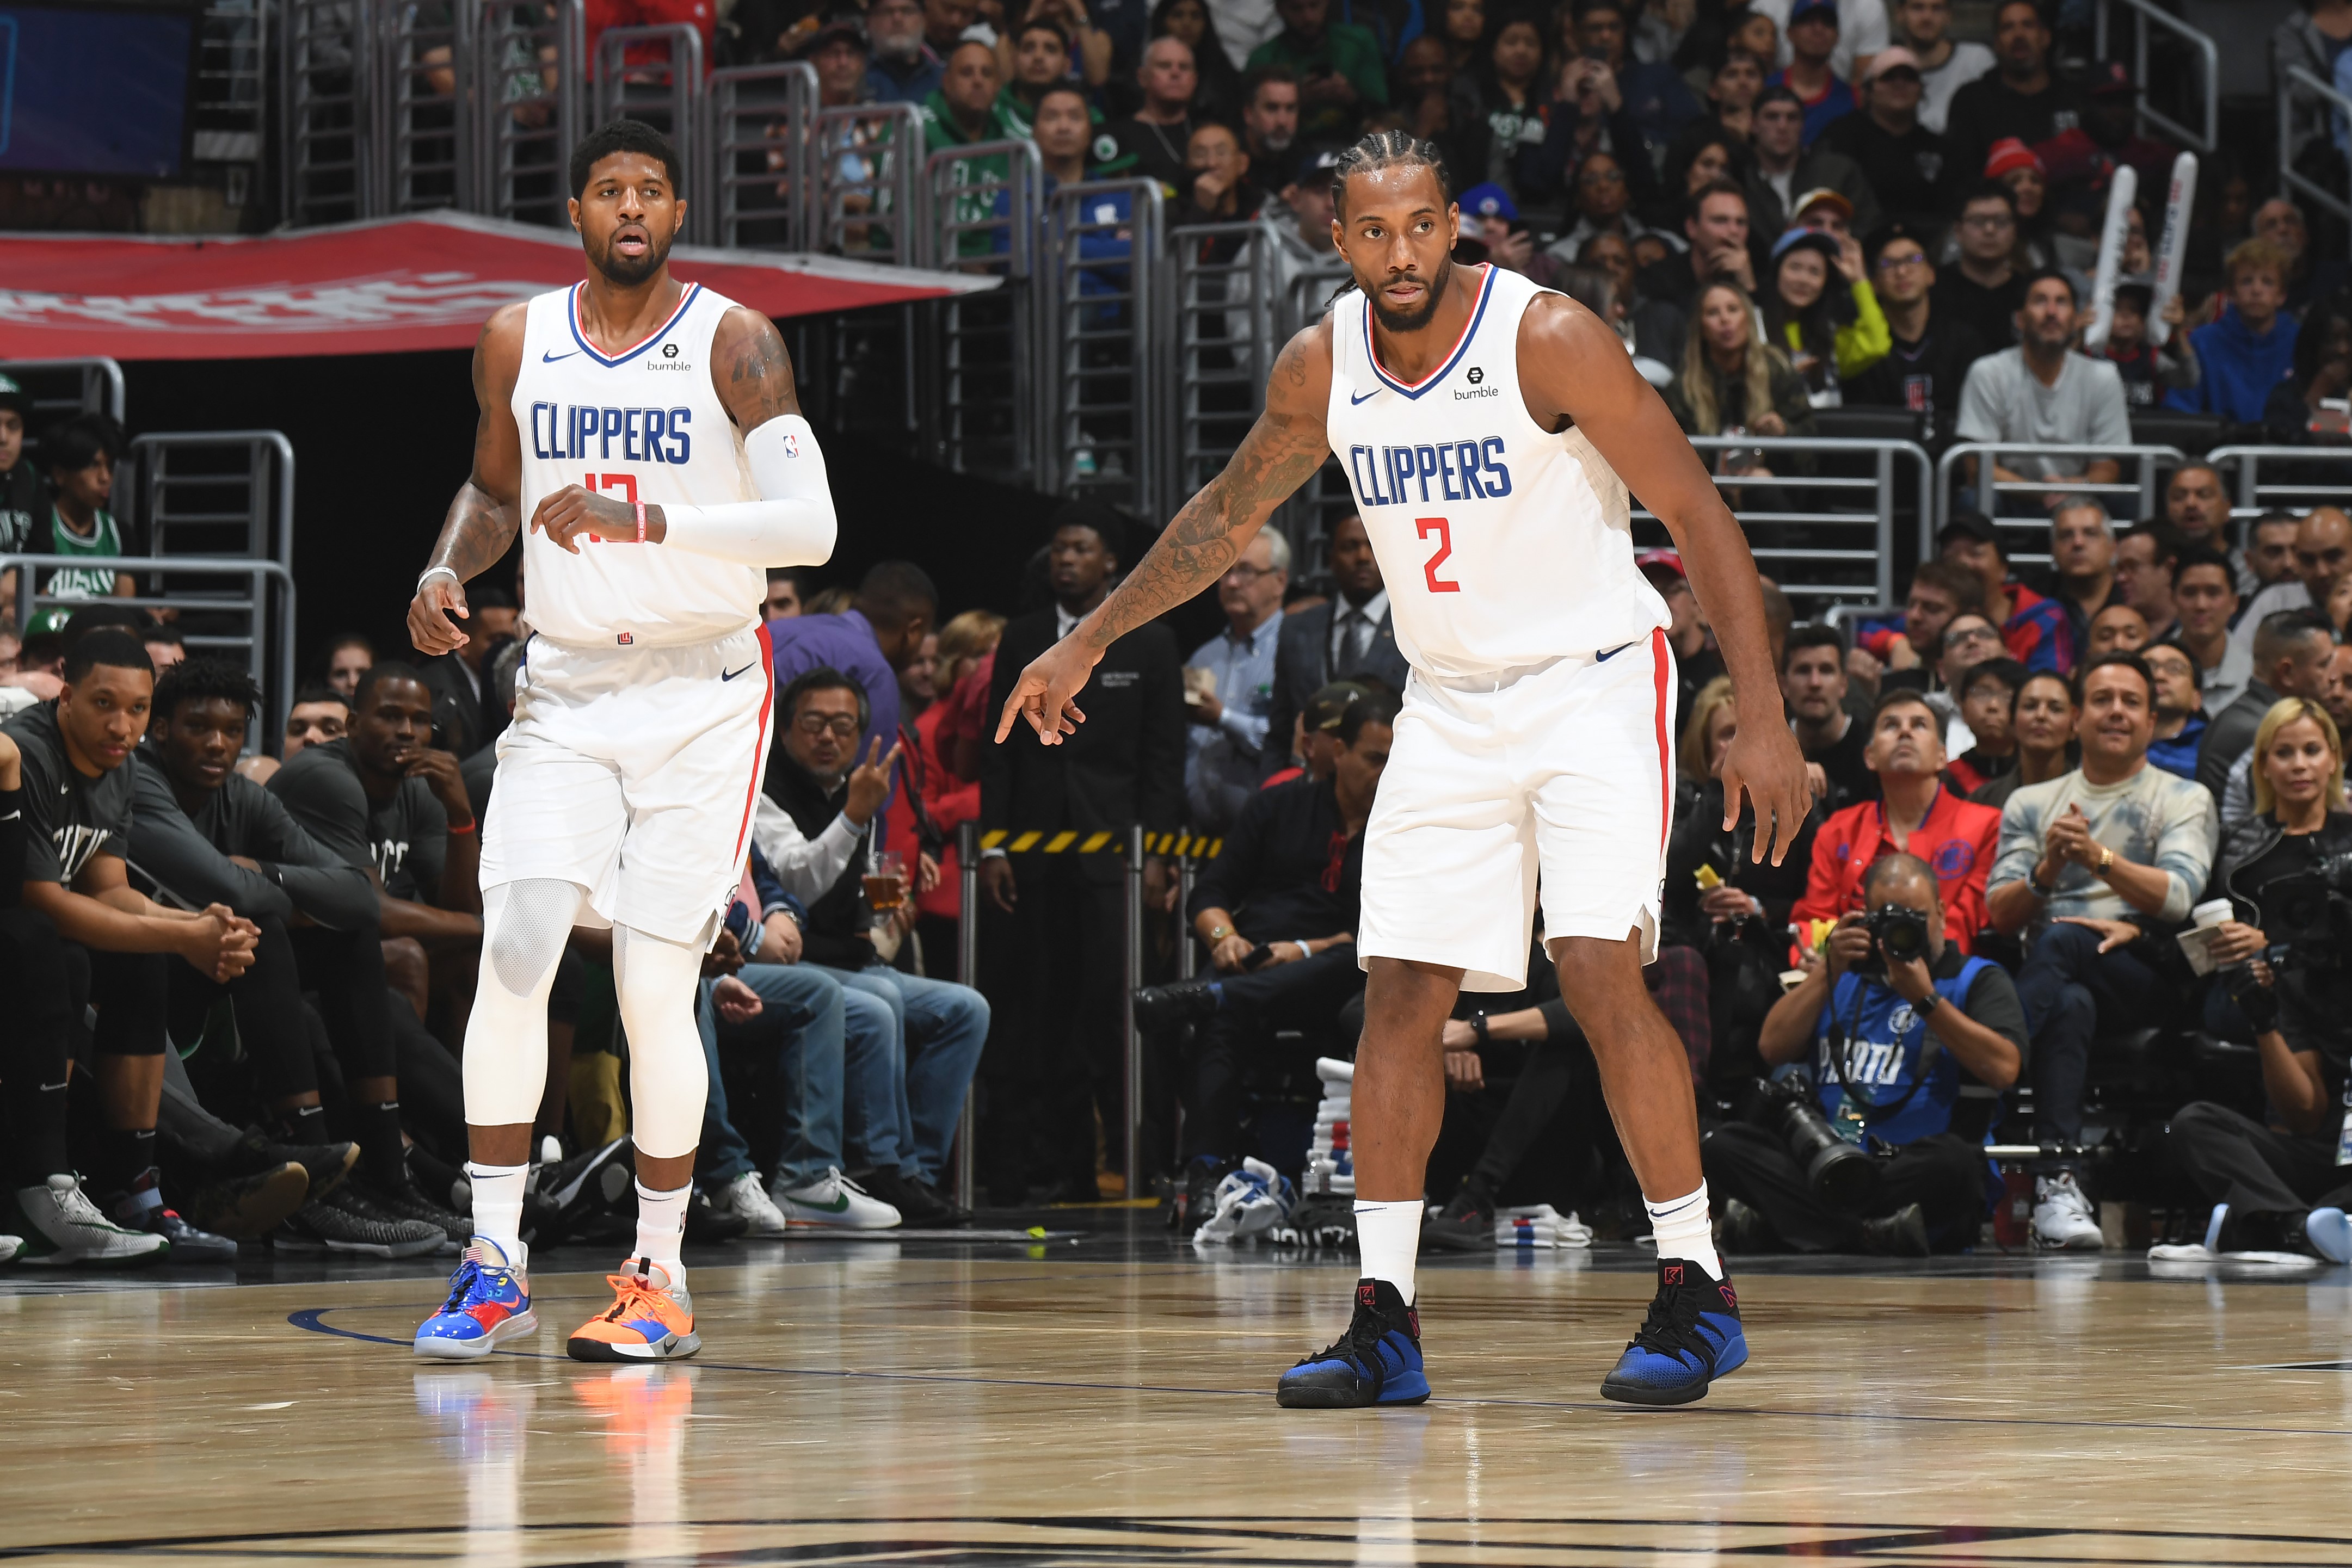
top-left (1277, 336), bottom-right (1309, 388)
top-left (722, 312), bottom-right (801, 425)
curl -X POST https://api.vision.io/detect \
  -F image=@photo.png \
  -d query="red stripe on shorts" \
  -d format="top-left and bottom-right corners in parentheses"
top-left (729, 632), bottom-right (777, 864)
top-left (1650, 626), bottom-right (1670, 858)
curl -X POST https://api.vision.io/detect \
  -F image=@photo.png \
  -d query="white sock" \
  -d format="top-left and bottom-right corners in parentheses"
top-left (1647, 1182), bottom-right (1723, 1281)
top-left (1353, 1199), bottom-right (1423, 1305)
top-left (465, 1161), bottom-right (529, 1272)
top-left (635, 1180), bottom-right (690, 1284)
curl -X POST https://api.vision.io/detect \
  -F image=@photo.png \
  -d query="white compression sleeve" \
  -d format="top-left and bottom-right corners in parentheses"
top-left (612, 923), bottom-right (710, 1162)
top-left (657, 414), bottom-right (837, 567)
top-left (461, 879), bottom-right (582, 1127)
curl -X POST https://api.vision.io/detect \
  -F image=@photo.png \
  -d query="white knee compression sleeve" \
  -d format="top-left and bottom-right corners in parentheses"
top-left (612, 923), bottom-right (709, 1162)
top-left (461, 879), bottom-right (582, 1127)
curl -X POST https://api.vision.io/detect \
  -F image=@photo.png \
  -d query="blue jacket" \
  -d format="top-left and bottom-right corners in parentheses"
top-left (2145, 711), bottom-right (2207, 781)
top-left (1812, 955), bottom-right (2001, 1149)
top-left (2167, 306), bottom-right (2298, 423)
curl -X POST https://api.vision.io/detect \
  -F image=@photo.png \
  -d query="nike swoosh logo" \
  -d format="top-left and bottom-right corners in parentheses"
top-left (1350, 388), bottom-right (1380, 404)
top-left (542, 349), bottom-right (579, 362)
top-left (721, 663), bottom-right (757, 681)
top-left (792, 1193), bottom-right (852, 1213)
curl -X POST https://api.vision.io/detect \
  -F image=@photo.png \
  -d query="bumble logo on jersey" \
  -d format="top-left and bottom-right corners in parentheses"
top-left (527, 403), bottom-right (693, 465)
top-left (1347, 439), bottom-right (1513, 509)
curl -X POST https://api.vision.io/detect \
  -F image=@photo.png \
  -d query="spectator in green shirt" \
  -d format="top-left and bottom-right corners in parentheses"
top-left (922, 40), bottom-right (1021, 257)
top-left (1246, 0), bottom-right (1387, 142)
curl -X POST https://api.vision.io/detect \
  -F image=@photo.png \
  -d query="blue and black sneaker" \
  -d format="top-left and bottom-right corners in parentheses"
top-left (1600, 1258), bottom-right (1747, 1406)
top-left (1276, 1278), bottom-right (1430, 1408)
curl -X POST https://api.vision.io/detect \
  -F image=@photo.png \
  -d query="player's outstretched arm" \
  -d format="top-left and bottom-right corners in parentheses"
top-left (409, 306), bottom-right (527, 657)
top-left (996, 323), bottom-right (1334, 745)
top-left (1518, 294), bottom-right (1812, 865)
top-left (528, 306), bottom-right (836, 568)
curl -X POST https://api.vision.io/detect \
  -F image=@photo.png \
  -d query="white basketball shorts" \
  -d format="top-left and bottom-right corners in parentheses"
top-left (1357, 627), bottom-right (1677, 992)
top-left (479, 625), bottom-right (773, 946)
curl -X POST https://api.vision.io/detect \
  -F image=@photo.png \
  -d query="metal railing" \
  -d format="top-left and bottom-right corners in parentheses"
top-left (1049, 180), bottom-right (1165, 516)
top-left (129, 433), bottom-right (298, 573)
top-left (706, 63), bottom-right (817, 252)
top-left (923, 140), bottom-right (1049, 485)
top-left (379, 0), bottom-right (471, 214)
top-left (1, 359), bottom-right (125, 425)
top-left (812, 103), bottom-right (922, 266)
top-left (1936, 443), bottom-right (2187, 564)
top-left (1636, 436), bottom-right (1926, 614)
top-left (0, 555), bottom-right (297, 743)
top-left (2282, 67), bottom-right (2352, 232)
top-left (2094, 0), bottom-right (2217, 153)
top-left (473, 0), bottom-right (583, 229)
top-left (593, 24), bottom-right (704, 242)
top-left (1171, 223), bottom-right (1277, 506)
top-left (193, 0), bottom-right (271, 209)
top-left (2208, 445), bottom-right (2352, 523)
top-left (281, 0), bottom-right (370, 225)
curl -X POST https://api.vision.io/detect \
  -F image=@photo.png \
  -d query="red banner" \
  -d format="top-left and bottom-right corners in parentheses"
top-left (0, 211), bottom-right (992, 361)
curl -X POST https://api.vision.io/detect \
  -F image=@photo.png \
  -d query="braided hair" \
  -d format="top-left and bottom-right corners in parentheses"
top-left (1328, 128), bottom-right (1453, 220)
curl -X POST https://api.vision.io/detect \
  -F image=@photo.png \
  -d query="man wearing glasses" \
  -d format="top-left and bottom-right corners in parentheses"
top-left (1930, 183), bottom-right (2027, 350)
top-left (1847, 224), bottom-right (1985, 445)
top-left (1184, 529), bottom-right (1289, 832)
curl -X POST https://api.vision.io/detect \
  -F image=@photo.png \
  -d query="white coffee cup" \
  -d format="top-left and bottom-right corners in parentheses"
top-left (2191, 898), bottom-right (2233, 930)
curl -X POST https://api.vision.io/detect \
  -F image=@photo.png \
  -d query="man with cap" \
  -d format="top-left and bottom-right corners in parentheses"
top-left (1820, 47), bottom-right (1953, 234)
top-left (1259, 144), bottom-right (1346, 303)
top-left (1745, 85), bottom-right (1879, 238)
top-left (0, 374), bottom-right (45, 630)
top-left (978, 501), bottom-right (1185, 1202)
top-left (1458, 183), bottom-right (1534, 274)
top-left (1940, 0), bottom-right (2082, 193)
top-left (1768, 0), bottom-right (1856, 147)
top-left (1746, 0), bottom-right (1889, 84)
top-left (797, 11), bottom-right (873, 107)
top-left (1640, 548), bottom-right (1725, 716)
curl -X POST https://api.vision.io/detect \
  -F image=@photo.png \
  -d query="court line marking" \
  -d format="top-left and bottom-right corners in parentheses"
top-left (288, 1307), bottom-right (2352, 1440)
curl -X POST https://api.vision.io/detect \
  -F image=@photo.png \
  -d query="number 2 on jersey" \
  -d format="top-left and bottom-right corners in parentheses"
top-left (1416, 517), bottom-right (1461, 594)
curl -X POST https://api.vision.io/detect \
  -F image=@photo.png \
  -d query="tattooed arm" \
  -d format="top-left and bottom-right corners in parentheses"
top-left (527, 306), bottom-right (836, 567)
top-left (996, 321), bottom-right (1335, 744)
top-left (408, 305), bottom-right (527, 657)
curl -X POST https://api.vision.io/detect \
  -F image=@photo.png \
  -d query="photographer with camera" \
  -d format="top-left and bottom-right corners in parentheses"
top-left (1704, 851), bottom-right (2025, 1256)
top-left (2168, 697), bottom-right (2352, 1262)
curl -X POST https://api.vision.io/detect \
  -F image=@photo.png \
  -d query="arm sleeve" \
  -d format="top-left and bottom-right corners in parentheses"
top-left (656, 415), bottom-right (839, 568)
top-left (750, 794), bottom-right (865, 905)
top-left (125, 766), bottom-right (294, 919)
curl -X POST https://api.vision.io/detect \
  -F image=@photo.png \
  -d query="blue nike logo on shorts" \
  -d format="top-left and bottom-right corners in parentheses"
top-left (721, 663), bottom-right (756, 681)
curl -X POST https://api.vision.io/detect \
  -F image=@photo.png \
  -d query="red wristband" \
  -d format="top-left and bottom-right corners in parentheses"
top-left (633, 500), bottom-right (647, 544)
top-left (446, 818), bottom-right (477, 836)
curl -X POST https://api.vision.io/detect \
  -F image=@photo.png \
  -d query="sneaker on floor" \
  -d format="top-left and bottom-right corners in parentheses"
top-left (857, 1168), bottom-right (956, 1226)
top-left (1174, 1156), bottom-right (1235, 1233)
top-left (181, 1161), bottom-right (310, 1240)
top-left (773, 1167), bottom-right (901, 1230)
top-left (1131, 979), bottom-right (1220, 1034)
top-left (1600, 1259), bottom-right (1747, 1406)
top-left (531, 1138), bottom-right (637, 1245)
top-left (0, 1233), bottom-right (20, 1264)
top-left (1714, 1196), bottom-right (1774, 1256)
top-left (2033, 1172), bottom-right (2104, 1251)
top-left (1276, 1278), bottom-right (1429, 1408)
top-left (1193, 1157), bottom-right (1296, 1244)
top-left (684, 1186), bottom-right (748, 1243)
top-left (9, 1176), bottom-right (167, 1267)
top-left (414, 1240), bottom-right (538, 1360)
top-left (231, 1127), bottom-right (359, 1201)
top-left (1856, 1202), bottom-right (1931, 1258)
top-left (277, 1183), bottom-right (444, 1258)
top-left (2306, 1207), bottom-right (2352, 1264)
top-left (356, 1180), bottom-right (467, 1252)
top-left (707, 1170), bottom-right (792, 1238)
top-left (1420, 1184), bottom-right (1495, 1253)
top-left (567, 1257), bottom-right (700, 1362)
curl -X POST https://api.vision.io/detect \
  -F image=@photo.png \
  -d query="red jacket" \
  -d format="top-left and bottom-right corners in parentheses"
top-left (1790, 787), bottom-right (2000, 954)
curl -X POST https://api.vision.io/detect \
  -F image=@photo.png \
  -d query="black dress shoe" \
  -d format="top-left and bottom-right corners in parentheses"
top-left (861, 1169), bottom-right (957, 1226)
top-left (685, 1186), bottom-right (748, 1243)
top-left (1853, 1202), bottom-right (1930, 1257)
top-left (1131, 979), bottom-right (1220, 1034)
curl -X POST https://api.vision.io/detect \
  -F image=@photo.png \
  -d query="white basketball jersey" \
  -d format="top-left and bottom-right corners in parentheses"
top-left (1325, 264), bottom-right (1669, 678)
top-left (510, 281), bottom-right (764, 648)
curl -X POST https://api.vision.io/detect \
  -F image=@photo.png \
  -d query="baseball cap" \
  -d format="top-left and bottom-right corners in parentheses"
top-left (1861, 45), bottom-right (1921, 83)
top-left (1937, 511), bottom-right (2004, 554)
top-left (1305, 681), bottom-right (1366, 732)
top-left (1770, 225), bottom-right (1842, 264)
top-left (1294, 146), bottom-right (1344, 187)
top-left (2084, 60), bottom-right (2136, 97)
top-left (1984, 137), bottom-right (2045, 181)
top-left (1788, 0), bottom-right (1838, 26)
top-left (1458, 182), bottom-right (1518, 221)
top-left (1791, 187), bottom-right (1854, 224)
top-left (797, 13), bottom-right (867, 53)
top-left (1634, 547), bottom-right (1686, 582)
top-left (0, 374), bottom-right (28, 418)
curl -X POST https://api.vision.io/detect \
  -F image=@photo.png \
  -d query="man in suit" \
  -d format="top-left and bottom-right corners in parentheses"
top-left (416, 585), bottom-right (516, 760)
top-left (1263, 515), bottom-right (1409, 773)
top-left (980, 502), bottom-right (1186, 1201)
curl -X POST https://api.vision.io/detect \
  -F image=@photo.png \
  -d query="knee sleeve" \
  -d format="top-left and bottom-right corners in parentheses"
top-left (461, 879), bottom-right (582, 1127)
top-left (613, 923), bottom-right (709, 1162)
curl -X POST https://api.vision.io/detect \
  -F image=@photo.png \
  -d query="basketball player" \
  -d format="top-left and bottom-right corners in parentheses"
top-left (405, 120), bottom-right (836, 1362)
top-left (999, 131), bottom-right (1810, 1407)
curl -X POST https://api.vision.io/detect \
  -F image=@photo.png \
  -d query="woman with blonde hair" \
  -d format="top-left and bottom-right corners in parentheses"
top-left (1663, 279), bottom-right (1817, 479)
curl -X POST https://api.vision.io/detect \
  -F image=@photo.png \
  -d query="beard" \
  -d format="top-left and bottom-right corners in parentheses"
top-left (1365, 255), bottom-right (1451, 335)
top-left (592, 226), bottom-right (673, 287)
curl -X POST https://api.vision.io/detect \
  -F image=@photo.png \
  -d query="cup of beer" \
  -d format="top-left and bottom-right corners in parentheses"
top-left (865, 851), bottom-right (908, 915)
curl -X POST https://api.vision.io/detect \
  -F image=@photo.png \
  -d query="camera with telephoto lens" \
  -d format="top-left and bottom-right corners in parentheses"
top-left (1750, 1072), bottom-right (1879, 1213)
top-left (1852, 902), bottom-right (1932, 977)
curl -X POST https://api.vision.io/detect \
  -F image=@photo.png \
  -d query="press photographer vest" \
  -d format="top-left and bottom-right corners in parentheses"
top-left (1813, 956), bottom-right (1998, 1150)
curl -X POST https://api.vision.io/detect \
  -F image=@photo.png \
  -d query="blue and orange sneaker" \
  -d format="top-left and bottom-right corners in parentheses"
top-left (1600, 1258), bottom-right (1747, 1406)
top-left (1275, 1278), bottom-right (1430, 1408)
top-left (567, 1257), bottom-right (700, 1362)
top-left (413, 1240), bottom-right (537, 1360)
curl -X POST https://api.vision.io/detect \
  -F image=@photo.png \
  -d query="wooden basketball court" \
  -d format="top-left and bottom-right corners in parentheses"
top-left (8, 1226), bottom-right (2349, 1565)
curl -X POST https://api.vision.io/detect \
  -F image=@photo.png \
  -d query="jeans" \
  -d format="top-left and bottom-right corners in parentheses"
top-left (695, 964), bottom-right (860, 1190)
top-left (815, 963), bottom-right (990, 1186)
top-left (2010, 921), bottom-right (2169, 1144)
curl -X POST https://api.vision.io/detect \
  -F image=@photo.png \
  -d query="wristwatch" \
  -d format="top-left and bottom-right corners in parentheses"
top-left (1471, 1012), bottom-right (1492, 1045)
top-left (1914, 990), bottom-right (1942, 1018)
top-left (1205, 924), bottom-right (1232, 942)
top-left (2097, 845), bottom-right (2116, 872)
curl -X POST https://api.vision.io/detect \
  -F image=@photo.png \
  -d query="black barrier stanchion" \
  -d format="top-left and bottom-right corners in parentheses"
top-left (953, 820), bottom-right (980, 1213)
